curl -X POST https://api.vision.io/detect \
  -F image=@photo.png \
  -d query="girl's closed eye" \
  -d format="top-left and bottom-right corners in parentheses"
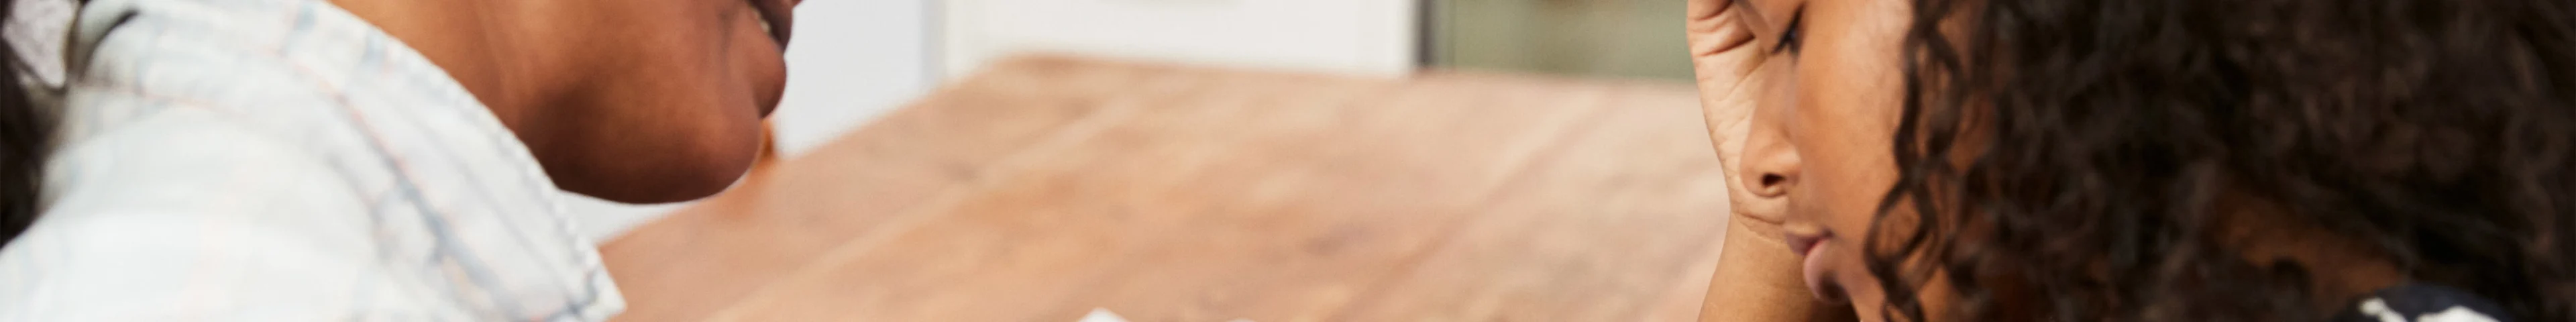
top-left (1770, 6), bottom-right (1807, 54)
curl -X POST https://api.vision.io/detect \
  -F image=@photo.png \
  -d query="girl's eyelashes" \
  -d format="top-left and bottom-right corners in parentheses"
top-left (1771, 6), bottom-right (1807, 54)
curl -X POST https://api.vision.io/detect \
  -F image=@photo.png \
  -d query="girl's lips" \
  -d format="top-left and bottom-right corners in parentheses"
top-left (1786, 231), bottom-right (1823, 257)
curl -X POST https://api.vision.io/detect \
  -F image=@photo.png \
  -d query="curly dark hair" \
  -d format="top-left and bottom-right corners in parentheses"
top-left (1872, 0), bottom-right (2576, 320)
top-left (0, 0), bottom-right (44, 246)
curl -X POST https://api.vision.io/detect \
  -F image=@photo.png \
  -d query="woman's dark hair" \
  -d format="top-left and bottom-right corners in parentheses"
top-left (1876, 0), bottom-right (2575, 320)
top-left (0, 0), bottom-right (44, 246)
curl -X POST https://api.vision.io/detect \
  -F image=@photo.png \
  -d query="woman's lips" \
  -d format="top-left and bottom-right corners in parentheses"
top-left (751, 0), bottom-right (795, 49)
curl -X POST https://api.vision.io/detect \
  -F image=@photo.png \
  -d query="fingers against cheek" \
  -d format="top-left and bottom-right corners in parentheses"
top-left (1685, 0), bottom-right (1766, 96)
top-left (1686, 0), bottom-right (1726, 30)
top-left (1682, 0), bottom-right (1791, 225)
top-left (1685, 0), bottom-right (1756, 58)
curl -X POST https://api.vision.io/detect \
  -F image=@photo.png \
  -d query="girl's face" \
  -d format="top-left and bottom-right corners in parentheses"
top-left (1705, 0), bottom-right (1921, 319)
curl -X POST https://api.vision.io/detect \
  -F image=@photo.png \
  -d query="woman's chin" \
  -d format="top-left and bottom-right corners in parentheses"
top-left (547, 145), bottom-right (758, 204)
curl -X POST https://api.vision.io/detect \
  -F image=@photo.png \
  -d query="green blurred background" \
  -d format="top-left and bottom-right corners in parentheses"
top-left (1426, 0), bottom-right (1693, 80)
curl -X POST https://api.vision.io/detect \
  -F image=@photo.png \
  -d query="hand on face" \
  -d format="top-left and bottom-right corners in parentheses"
top-left (1688, 0), bottom-right (1792, 246)
top-left (1688, 0), bottom-right (1920, 321)
top-left (1690, 0), bottom-right (1792, 243)
top-left (1684, 0), bottom-right (1825, 319)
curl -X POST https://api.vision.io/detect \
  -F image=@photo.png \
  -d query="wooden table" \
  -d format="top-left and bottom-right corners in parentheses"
top-left (601, 56), bottom-right (1735, 321)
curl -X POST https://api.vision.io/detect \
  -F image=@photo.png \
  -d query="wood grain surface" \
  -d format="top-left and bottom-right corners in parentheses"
top-left (601, 56), bottom-right (1734, 322)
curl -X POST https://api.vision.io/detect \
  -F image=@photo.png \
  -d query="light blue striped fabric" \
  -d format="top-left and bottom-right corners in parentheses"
top-left (0, 0), bottom-right (623, 319)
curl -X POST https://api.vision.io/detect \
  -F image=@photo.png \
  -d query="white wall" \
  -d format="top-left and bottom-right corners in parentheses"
top-left (770, 0), bottom-right (940, 157)
top-left (942, 0), bottom-right (1417, 78)
top-left (567, 0), bottom-right (939, 241)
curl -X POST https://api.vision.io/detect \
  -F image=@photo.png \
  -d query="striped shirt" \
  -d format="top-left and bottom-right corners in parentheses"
top-left (0, 0), bottom-right (623, 319)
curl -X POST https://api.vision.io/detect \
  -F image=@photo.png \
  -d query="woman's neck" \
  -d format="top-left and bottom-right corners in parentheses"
top-left (321, 0), bottom-right (578, 132)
